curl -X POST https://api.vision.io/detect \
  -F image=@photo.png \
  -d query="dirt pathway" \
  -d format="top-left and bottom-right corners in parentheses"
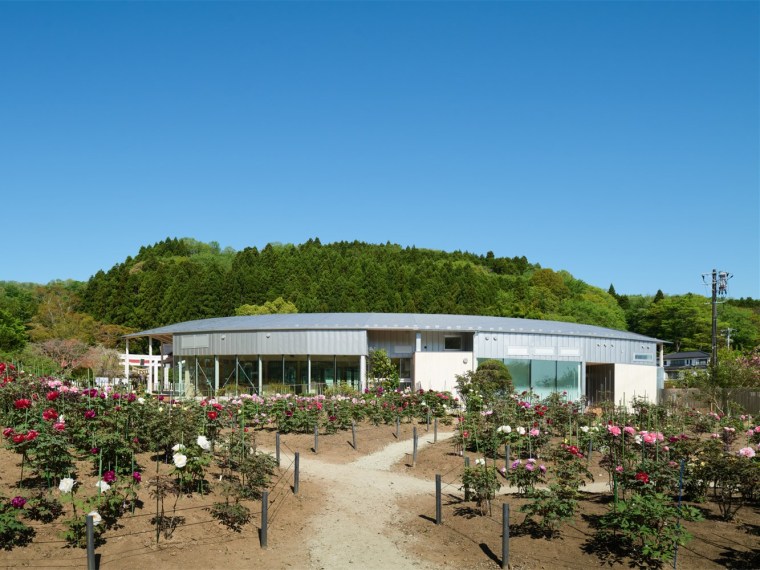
top-left (273, 431), bottom-right (613, 570)
top-left (277, 431), bottom-right (455, 570)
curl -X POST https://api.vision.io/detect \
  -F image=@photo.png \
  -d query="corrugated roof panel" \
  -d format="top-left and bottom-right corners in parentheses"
top-left (127, 312), bottom-right (663, 343)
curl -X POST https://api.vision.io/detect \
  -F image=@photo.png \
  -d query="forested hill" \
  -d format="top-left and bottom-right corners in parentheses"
top-left (81, 237), bottom-right (628, 332)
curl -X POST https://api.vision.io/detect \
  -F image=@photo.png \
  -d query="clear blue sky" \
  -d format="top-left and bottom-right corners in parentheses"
top-left (2, 1), bottom-right (758, 299)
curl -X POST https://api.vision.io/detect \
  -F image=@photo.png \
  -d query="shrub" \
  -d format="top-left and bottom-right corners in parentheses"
top-left (0, 497), bottom-right (35, 550)
top-left (595, 492), bottom-right (702, 567)
top-left (461, 460), bottom-right (501, 515)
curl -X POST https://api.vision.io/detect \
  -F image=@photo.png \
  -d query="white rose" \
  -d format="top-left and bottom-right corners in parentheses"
top-left (59, 477), bottom-right (75, 493)
top-left (137, 397), bottom-right (146, 405)
top-left (95, 480), bottom-right (111, 492)
top-left (197, 435), bottom-right (211, 451)
top-left (581, 426), bottom-right (590, 433)
top-left (172, 443), bottom-right (186, 452)
top-left (517, 427), bottom-right (526, 436)
top-left (173, 453), bottom-right (188, 469)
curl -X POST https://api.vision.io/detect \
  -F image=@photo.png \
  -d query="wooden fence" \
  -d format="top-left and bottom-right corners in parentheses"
top-left (660, 388), bottom-right (760, 414)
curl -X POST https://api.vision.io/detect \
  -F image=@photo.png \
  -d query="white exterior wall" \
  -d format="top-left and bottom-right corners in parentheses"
top-left (614, 363), bottom-right (658, 410)
top-left (414, 351), bottom-right (474, 395)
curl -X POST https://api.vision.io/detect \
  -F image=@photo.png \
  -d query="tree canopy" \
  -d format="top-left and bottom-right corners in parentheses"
top-left (1, 237), bottom-right (758, 371)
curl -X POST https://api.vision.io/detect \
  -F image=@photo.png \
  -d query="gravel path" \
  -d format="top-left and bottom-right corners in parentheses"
top-left (274, 432), bottom-right (612, 570)
top-left (278, 431), bottom-right (455, 570)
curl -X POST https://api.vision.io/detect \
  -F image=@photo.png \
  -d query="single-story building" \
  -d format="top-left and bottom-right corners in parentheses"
top-left (124, 312), bottom-right (665, 406)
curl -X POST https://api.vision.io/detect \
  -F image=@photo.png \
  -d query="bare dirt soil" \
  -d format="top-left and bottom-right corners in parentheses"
top-left (1, 422), bottom-right (758, 569)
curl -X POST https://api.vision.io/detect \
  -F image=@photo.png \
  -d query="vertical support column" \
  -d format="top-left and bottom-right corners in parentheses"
top-left (260, 491), bottom-right (268, 548)
top-left (294, 452), bottom-right (300, 494)
top-left (307, 355), bottom-right (312, 394)
top-left (124, 339), bottom-right (130, 382)
top-left (360, 354), bottom-right (367, 393)
top-left (147, 338), bottom-right (154, 394)
top-left (435, 474), bottom-right (442, 525)
top-left (502, 503), bottom-right (510, 569)
top-left (412, 427), bottom-right (418, 467)
top-left (86, 514), bottom-right (96, 569)
top-left (258, 356), bottom-right (263, 396)
top-left (214, 356), bottom-right (220, 394)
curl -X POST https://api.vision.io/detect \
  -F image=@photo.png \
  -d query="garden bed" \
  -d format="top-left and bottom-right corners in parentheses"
top-left (1, 364), bottom-right (759, 569)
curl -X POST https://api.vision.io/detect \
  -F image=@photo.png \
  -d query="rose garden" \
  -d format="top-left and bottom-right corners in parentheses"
top-left (1, 360), bottom-right (759, 569)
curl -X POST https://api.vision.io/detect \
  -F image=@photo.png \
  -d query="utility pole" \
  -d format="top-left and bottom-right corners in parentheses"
top-left (711, 270), bottom-right (718, 369)
top-left (702, 269), bottom-right (732, 377)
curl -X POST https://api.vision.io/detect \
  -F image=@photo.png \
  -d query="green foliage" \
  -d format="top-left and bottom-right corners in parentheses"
top-left (456, 360), bottom-right (513, 411)
top-left (687, 439), bottom-right (760, 519)
top-left (640, 293), bottom-right (711, 352)
top-left (234, 296), bottom-right (298, 316)
top-left (505, 459), bottom-right (547, 496)
top-left (520, 484), bottom-right (578, 536)
top-left (0, 309), bottom-right (27, 352)
top-left (461, 461), bottom-right (501, 515)
top-left (691, 349), bottom-right (760, 414)
top-left (368, 349), bottom-right (399, 390)
top-left (24, 492), bottom-right (64, 523)
top-left (27, 429), bottom-right (74, 483)
top-left (0, 498), bottom-right (35, 550)
top-left (209, 500), bottom-right (250, 532)
top-left (595, 492), bottom-right (702, 567)
top-left (78, 238), bottom-right (645, 333)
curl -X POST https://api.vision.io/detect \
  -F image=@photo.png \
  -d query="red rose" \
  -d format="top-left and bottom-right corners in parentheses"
top-left (207, 411), bottom-right (218, 421)
top-left (42, 408), bottom-right (58, 421)
top-left (635, 472), bottom-right (650, 484)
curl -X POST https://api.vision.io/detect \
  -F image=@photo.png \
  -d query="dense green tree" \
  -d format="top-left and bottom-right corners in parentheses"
top-left (28, 284), bottom-right (99, 343)
top-left (0, 308), bottom-right (27, 351)
top-left (456, 359), bottom-right (514, 411)
top-left (640, 294), bottom-right (711, 351)
top-left (0, 281), bottom-right (38, 324)
top-left (368, 348), bottom-right (399, 390)
top-left (235, 297), bottom-right (298, 316)
top-left (69, 237), bottom-right (759, 348)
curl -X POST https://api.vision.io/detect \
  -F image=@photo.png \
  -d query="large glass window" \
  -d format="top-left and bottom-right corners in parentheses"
top-left (483, 358), bottom-right (581, 400)
top-left (531, 360), bottom-right (556, 400)
top-left (237, 357), bottom-right (259, 394)
top-left (284, 357), bottom-right (308, 394)
top-left (174, 356), bottom-right (215, 398)
top-left (262, 357), bottom-right (284, 392)
top-left (504, 359), bottom-right (531, 393)
top-left (394, 358), bottom-right (412, 379)
top-left (336, 356), bottom-right (360, 390)
top-left (311, 358), bottom-right (335, 391)
top-left (557, 361), bottom-right (580, 401)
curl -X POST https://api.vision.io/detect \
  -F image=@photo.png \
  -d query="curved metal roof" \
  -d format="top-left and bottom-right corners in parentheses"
top-left (127, 312), bottom-right (663, 343)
